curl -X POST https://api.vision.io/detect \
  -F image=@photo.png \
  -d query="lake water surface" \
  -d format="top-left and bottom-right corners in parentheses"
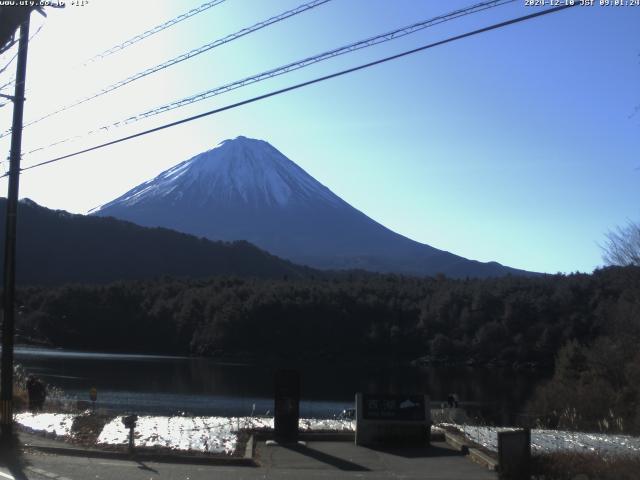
top-left (15, 347), bottom-right (546, 422)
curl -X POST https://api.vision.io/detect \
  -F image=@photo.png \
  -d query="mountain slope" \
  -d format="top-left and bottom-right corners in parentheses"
top-left (0, 198), bottom-right (311, 285)
top-left (93, 136), bottom-right (534, 278)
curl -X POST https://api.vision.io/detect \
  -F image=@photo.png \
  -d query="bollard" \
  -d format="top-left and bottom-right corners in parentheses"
top-left (274, 370), bottom-right (300, 443)
top-left (122, 415), bottom-right (138, 454)
top-left (498, 428), bottom-right (531, 480)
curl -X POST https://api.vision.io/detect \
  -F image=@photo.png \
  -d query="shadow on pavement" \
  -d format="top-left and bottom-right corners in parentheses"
top-left (0, 435), bottom-right (29, 480)
top-left (366, 443), bottom-right (464, 459)
top-left (281, 443), bottom-right (370, 471)
top-left (136, 460), bottom-right (159, 473)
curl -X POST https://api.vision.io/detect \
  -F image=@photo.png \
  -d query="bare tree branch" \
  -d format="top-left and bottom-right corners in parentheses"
top-left (602, 220), bottom-right (640, 267)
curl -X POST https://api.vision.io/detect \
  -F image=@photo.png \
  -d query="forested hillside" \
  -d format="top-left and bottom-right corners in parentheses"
top-left (13, 267), bottom-right (639, 367)
top-left (12, 266), bottom-right (640, 432)
top-left (0, 198), bottom-right (312, 284)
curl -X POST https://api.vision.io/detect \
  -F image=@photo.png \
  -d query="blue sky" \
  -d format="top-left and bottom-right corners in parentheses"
top-left (0, 0), bottom-right (638, 274)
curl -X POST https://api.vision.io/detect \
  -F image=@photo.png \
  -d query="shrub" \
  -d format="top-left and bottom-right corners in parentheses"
top-left (531, 452), bottom-right (640, 480)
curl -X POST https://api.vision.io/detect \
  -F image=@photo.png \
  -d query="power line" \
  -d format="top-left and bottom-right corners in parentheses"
top-left (8, 3), bottom-right (577, 179)
top-left (0, 23), bottom-right (44, 158)
top-left (0, 2), bottom-right (222, 101)
top-left (0, 53), bottom-right (19, 77)
top-left (122, 0), bottom-right (515, 124)
top-left (0, 76), bottom-right (15, 93)
top-left (0, 24), bottom-right (44, 98)
top-left (0, 0), bottom-right (332, 140)
top-left (0, 24), bottom-right (43, 77)
top-left (0, 36), bottom-right (17, 57)
top-left (21, 0), bottom-right (515, 157)
top-left (82, 0), bottom-right (228, 65)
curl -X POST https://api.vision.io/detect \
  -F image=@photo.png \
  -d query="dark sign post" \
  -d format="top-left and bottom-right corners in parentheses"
top-left (89, 387), bottom-right (97, 412)
top-left (122, 415), bottom-right (138, 454)
top-left (274, 370), bottom-right (300, 442)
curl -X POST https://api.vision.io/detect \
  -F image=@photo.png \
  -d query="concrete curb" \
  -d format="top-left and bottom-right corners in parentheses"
top-left (254, 431), bottom-right (355, 442)
top-left (299, 432), bottom-right (354, 442)
top-left (444, 431), bottom-right (469, 453)
top-left (244, 434), bottom-right (254, 460)
top-left (22, 437), bottom-right (257, 467)
top-left (468, 447), bottom-right (498, 471)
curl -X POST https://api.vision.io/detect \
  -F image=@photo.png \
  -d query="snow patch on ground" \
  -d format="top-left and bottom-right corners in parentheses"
top-left (97, 416), bottom-right (356, 455)
top-left (444, 424), bottom-right (640, 456)
top-left (299, 418), bottom-right (355, 432)
top-left (98, 416), bottom-right (238, 454)
top-left (16, 411), bottom-right (637, 458)
top-left (15, 412), bottom-right (75, 437)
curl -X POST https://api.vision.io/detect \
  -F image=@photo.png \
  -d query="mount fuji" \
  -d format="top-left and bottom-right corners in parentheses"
top-left (92, 136), bottom-right (532, 278)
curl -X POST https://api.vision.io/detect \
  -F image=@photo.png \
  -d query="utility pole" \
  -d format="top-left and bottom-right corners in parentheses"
top-left (1, 14), bottom-right (31, 442)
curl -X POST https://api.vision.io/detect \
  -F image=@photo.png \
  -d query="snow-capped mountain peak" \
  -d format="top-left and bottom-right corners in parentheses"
top-left (96, 136), bottom-right (341, 211)
top-left (93, 136), bottom-right (531, 278)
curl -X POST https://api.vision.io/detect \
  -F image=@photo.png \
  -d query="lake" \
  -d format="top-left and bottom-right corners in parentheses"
top-left (15, 347), bottom-right (546, 423)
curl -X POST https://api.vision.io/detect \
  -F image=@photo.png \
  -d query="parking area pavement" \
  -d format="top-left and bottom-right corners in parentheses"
top-left (1, 432), bottom-right (497, 480)
top-left (255, 440), bottom-right (498, 479)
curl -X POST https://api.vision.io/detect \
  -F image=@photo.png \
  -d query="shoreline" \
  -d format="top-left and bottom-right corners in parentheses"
top-left (15, 343), bottom-right (553, 372)
top-left (15, 410), bottom-right (640, 459)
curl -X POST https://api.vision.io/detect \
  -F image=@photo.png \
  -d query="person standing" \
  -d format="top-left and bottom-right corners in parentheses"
top-left (26, 375), bottom-right (46, 411)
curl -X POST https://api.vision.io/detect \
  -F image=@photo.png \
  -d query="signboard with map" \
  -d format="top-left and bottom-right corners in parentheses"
top-left (362, 394), bottom-right (426, 421)
top-left (356, 393), bottom-right (431, 446)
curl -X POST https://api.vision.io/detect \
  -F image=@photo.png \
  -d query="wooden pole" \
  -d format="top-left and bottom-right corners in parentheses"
top-left (1, 14), bottom-right (31, 442)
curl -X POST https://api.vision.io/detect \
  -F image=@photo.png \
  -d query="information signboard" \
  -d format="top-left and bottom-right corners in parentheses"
top-left (362, 394), bottom-right (426, 421)
top-left (356, 393), bottom-right (431, 446)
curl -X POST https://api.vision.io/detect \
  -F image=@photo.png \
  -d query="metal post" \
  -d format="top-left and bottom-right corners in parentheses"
top-left (1, 15), bottom-right (31, 442)
top-left (128, 427), bottom-right (135, 453)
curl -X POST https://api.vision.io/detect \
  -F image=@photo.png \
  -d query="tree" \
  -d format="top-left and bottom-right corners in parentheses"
top-left (602, 220), bottom-right (640, 266)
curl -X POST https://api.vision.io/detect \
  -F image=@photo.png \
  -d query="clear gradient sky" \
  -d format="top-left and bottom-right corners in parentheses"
top-left (0, 0), bottom-right (638, 274)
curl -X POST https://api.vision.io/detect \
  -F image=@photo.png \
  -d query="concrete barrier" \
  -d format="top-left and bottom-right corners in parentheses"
top-left (444, 431), bottom-right (469, 453)
top-left (468, 447), bottom-right (498, 471)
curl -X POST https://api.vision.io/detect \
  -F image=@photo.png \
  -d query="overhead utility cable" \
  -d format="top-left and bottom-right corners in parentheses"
top-left (0, 0), bottom-right (332, 140)
top-left (83, 0), bottom-right (228, 65)
top-left (9, 3), bottom-right (577, 178)
top-left (0, 24), bottom-right (44, 95)
top-left (0, 78), bottom-right (15, 93)
top-left (121, 0), bottom-right (516, 125)
top-left (22, 0), bottom-right (514, 156)
top-left (0, 2), bottom-right (227, 104)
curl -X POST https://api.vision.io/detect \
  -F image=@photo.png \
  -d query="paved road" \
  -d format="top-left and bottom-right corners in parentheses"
top-left (0, 440), bottom-right (496, 480)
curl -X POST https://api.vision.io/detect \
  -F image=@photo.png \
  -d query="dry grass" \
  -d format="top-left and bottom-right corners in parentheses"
top-left (12, 363), bottom-right (29, 411)
top-left (531, 451), bottom-right (640, 480)
top-left (13, 386), bottom-right (28, 411)
top-left (70, 412), bottom-right (111, 445)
